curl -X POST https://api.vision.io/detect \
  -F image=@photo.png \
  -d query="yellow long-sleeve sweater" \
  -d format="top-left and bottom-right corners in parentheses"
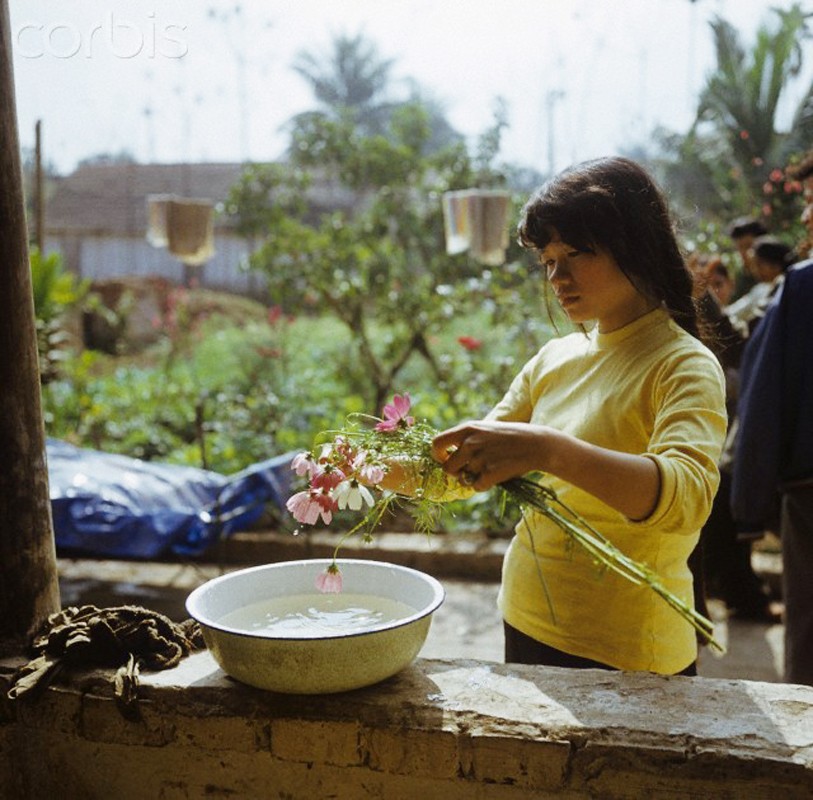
top-left (489, 308), bottom-right (727, 673)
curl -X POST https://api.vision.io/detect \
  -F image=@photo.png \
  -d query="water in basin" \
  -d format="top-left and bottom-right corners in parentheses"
top-left (218, 593), bottom-right (419, 638)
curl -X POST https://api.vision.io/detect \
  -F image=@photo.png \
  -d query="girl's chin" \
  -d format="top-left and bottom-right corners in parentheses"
top-left (559, 305), bottom-right (590, 324)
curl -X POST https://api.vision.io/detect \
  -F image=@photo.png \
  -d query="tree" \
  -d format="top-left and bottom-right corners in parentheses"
top-left (658, 3), bottom-right (813, 233)
top-left (289, 32), bottom-right (397, 138)
top-left (287, 32), bottom-right (464, 155)
top-left (229, 33), bottom-right (554, 419)
top-left (229, 99), bottom-right (537, 414)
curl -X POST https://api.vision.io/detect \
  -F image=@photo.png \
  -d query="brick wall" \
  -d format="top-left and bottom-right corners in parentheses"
top-left (2, 652), bottom-right (812, 799)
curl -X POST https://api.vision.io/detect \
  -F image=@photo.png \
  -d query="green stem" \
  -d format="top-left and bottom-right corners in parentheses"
top-left (503, 477), bottom-right (722, 651)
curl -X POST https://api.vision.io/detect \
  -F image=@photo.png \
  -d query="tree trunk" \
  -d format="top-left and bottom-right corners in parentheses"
top-left (0, 0), bottom-right (61, 651)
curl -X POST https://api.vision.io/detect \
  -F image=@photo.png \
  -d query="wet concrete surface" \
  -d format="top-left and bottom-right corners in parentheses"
top-left (57, 556), bottom-right (785, 684)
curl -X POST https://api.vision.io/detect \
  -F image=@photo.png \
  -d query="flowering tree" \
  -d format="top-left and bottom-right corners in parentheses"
top-left (659, 3), bottom-right (811, 234)
top-left (228, 99), bottom-right (532, 414)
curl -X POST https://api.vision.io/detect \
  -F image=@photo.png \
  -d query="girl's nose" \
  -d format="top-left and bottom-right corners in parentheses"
top-left (547, 257), bottom-right (570, 281)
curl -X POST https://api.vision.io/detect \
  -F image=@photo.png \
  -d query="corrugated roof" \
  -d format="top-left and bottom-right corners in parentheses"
top-left (45, 161), bottom-right (361, 236)
top-left (46, 162), bottom-right (244, 235)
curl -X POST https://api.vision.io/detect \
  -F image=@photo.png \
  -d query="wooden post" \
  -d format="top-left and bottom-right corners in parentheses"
top-left (0, 0), bottom-right (61, 651)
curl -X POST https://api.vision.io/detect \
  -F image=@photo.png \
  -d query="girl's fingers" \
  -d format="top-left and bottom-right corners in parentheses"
top-left (431, 424), bottom-right (472, 463)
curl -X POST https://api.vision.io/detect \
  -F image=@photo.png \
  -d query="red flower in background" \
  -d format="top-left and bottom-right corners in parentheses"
top-left (457, 335), bottom-right (483, 351)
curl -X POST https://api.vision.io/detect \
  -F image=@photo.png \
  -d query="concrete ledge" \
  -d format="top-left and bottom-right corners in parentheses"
top-left (204, 529), bottom-right (784, 591)
top-left (57, 527), bottom-right (782, 590)
top-left (2, 652), bottom-right (812, 798)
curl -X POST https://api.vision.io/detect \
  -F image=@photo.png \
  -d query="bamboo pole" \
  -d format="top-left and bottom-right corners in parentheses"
top-left (0, 0), bottom-right (60, 651)
top-left (35, 118), bottom-right (44, 253)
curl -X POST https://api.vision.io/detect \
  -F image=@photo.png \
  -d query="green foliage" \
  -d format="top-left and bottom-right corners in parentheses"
top-left (30, 248), bottom-right (89, 383)
top-left (228, 97), bottom-right (534, 416)
top-left (41, 300), bottom-right (553, 510)
top-left (54, 21), bottom-right (813, 540)
top-left (42, 311), bottom-right (355, 473)
top-left (30, 247), bottom-right (87, 324)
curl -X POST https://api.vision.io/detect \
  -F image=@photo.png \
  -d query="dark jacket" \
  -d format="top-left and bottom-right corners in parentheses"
top-left (731, 259), bottom-right (813, 531)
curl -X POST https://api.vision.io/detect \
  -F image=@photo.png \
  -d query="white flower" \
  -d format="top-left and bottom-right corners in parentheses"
top-left (334, 479), bottom-right (375, 511)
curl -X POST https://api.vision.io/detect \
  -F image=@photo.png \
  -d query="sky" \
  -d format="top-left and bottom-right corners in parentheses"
top-left (8, 0), bottom-right (813, 176)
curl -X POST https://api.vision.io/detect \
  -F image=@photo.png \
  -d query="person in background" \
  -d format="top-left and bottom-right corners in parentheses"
top-left (728, 217), bottom-right (768, 301)
top-left (706, 237), bottom-right (795, 623)
top-left (686, 254), bottom-right (742, 414)
top-left (706, 260), bottom-right (735, 307)
top-left (688, 255), bottom-right (779, 622)
top-left (427, 157), bottom-right (727, 677)
top-left (751, 235), bottom-right (794, 290)
top-left (731, 151), bottom-right (813, 684)
top-left (726, 232), bottom-right (788, 337)
top-left (731, 251), bottom-right (813, 685)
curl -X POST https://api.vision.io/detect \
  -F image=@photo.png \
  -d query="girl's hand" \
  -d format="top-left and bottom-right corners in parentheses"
top-left (432, 419), bottom-right (661, 520)
top-left (431, 421), bottom-right (549, 491)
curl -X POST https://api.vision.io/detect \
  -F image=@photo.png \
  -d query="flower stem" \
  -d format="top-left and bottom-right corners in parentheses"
top-left (502, 477), bottom-right (722, 651)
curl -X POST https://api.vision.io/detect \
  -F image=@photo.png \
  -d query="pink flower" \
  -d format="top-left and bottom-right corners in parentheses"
top-left (286, 490), bottom-right (323, 525)
top-left (311, 465), bottom-right (345, 490)
top-left (457, 335), bottom-right (483, 351)
top-left (286, 488), bottom-right (337, 525)
top-left (327, 436), bottom-right (356, 470)
top-left (359, 461), bottom-right (386, 485)
top-left (291, 451), bottom-right (315, 477)
top-left (350, 450), bottom-right (386, 485)
top-left (315, 564), bottom-right (343, 594)
top-left (313, 490), bottom-right (338, 524)
top-left (375, 393), bottom-right (415, 432)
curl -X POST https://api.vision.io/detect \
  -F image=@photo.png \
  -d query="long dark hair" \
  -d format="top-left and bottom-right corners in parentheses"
top-left (517, 157), bottom-right (700, 339)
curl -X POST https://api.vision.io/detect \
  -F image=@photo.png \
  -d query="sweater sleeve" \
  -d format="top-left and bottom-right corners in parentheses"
top-left (486, 357), bottom-right (535, 423)
top-left (633, 350), bottom-right (727, 534)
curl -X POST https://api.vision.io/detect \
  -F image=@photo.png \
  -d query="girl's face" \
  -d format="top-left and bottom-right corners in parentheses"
top-left (708, 271), bottom-right (734, 305)
top-left (539, 229), bottom-right (655, 333)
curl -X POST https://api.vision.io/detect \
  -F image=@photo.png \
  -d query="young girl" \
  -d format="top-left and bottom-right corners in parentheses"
top-left (432, 157), bottom-right (727, 676)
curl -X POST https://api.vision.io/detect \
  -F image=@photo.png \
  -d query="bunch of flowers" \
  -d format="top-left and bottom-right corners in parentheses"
top-left (286, 393), bottom-right (722, 650)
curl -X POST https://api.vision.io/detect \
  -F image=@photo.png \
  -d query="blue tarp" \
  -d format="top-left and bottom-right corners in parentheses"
top-left (47, 438), bottom-right (294, 559)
